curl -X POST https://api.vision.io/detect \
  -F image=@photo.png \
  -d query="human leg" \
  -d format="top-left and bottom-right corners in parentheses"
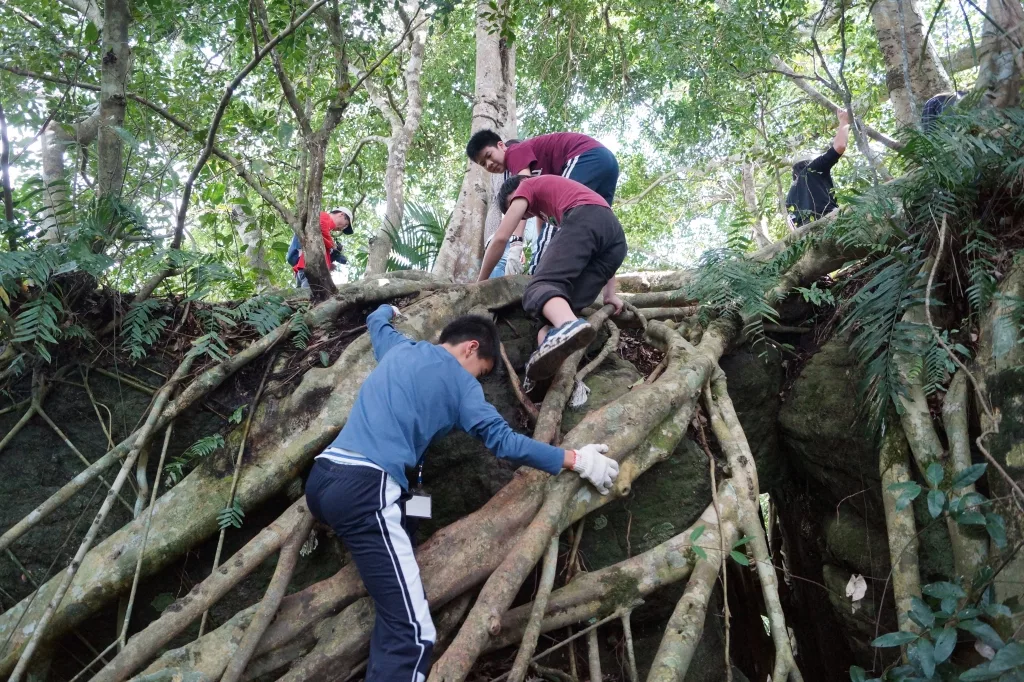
top-left (295, 269), bottom-right (310, 289)
top-left (305, 460), bottom-right (434, 682)
top-left (521, 218), bottom-right (605, 382)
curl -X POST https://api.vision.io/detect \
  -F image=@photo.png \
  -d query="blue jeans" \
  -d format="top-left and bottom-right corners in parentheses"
top-left (488, 241), bottom-right (512, 279)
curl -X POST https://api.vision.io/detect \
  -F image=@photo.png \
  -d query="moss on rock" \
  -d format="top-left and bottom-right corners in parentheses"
top-left (778, 338), bottom-right (884, 520)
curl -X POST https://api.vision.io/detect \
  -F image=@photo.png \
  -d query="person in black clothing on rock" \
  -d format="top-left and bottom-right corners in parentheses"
top-left (785, 109), bottom-right (850, 228)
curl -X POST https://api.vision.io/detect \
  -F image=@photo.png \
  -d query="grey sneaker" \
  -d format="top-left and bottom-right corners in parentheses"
top-left (525, 319), bottom-right (597, 382)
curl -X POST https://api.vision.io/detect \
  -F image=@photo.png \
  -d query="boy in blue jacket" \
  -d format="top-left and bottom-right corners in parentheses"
top-left (305, 304), bottom-right (618, 682)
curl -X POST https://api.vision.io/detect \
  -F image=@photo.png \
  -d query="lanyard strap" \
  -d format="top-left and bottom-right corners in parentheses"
top-left (417, 463), bottom-right (424, 489)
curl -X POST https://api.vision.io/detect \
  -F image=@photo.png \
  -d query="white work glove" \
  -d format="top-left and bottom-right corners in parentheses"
top-left (571, 444), bottom-right (619, 495)
top-left (505, 242), bottom-right (525, 276)
top-left (390, 305), bottom-right (404, 319)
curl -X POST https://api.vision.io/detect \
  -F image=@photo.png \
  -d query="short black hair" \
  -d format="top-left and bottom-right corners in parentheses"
top-left (792, 160), bottom-right (810, 179)
top-left (497, 174), bottom-right (528, 213)
top-left (439, 315), bottom-right (501, 362)
top-left (466, 129), bottom-right (503, 162)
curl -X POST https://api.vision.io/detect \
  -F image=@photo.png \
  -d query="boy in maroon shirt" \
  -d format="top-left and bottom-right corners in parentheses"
top-left (478, 174), bottom-right (627, 383)
top-left (466, 131), bottom-right (620, 273)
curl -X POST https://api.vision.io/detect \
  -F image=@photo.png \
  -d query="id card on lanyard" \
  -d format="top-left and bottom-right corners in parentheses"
top-left (406, 462), bottom-right (431, 519)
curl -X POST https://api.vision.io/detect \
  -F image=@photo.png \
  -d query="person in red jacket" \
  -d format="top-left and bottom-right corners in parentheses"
top-left (286, 208), bottom-right (354, 288)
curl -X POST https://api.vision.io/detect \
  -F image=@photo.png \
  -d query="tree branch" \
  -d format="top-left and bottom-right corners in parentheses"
top-left (54, 0), bottom-right (103, 28)
top-left (252, 0), bottom-right (313, 137)
top-left (770, 56), bottom-right (905, 150)
top-left (349, 11), bottom-right (429, 96)
top-left (355, 65), bottom-right (404, 129)
top-left (0, 64), bottom-right (296, 226)
top-left (341, 135), bottom-right (389, 170)
top-left (172, 0), bottom-right (329, 249)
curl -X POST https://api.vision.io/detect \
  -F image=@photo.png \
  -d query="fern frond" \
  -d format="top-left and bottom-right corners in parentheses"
top-left (122, 299), bottom-right (171, 362)
top-left (13, 292), bottom-right (64, 363)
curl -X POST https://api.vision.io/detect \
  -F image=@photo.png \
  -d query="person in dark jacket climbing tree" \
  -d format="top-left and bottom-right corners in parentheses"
top-left (304, 305), bottom-right (618, 681)
top-left (785, 110), bottom-right (850, 228)
top-left (285, 207), bottom-right (353, 288)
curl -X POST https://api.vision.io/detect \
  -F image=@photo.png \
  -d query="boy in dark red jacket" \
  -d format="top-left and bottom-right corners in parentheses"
top-left (478, 174), bottom-right (627, 383)
top-left (466, 131), bottom-right (619, 273)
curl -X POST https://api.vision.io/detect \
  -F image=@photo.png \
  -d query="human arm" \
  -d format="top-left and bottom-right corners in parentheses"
top-left (366, 304), bottom-right (413, 361)
top-left (478, 197), bottom-right (529, 281)
top-left (330, 246), bottom-right (347, 265)
top-left (458, 383), bottom-right (619, 492)
top-left (602, 276), bottom-right (624, 314)
top-left (286, 234), bottom-right (301, 267)
top-left (831, 109), bottom-right (850, 155)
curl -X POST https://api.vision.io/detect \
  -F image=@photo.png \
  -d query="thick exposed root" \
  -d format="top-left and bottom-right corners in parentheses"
top-left (705, 370), bottom-right (802, 682)
top-left (221, 511), bottom-right (315, 682)
top-left (486, 483), bottom-right (738, 653)
top-left (507, 536), bottom-right (559, 682)
top-left (941, 371), bottom-right (989, 580)
top-left (91, 501), bottom-right (311, 682)
top-left (879, 418), bottom-right (923, 633)
top-left (647, 483), bottom-right (740, 682)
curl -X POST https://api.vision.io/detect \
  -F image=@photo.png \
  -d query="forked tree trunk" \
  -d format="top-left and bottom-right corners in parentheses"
top-left (976, 0), bottom-right (1024, 108)
top-left (869, 0), bottom-right (953, 127)
top-left (432, 0), bottom-right (516, 282)
top-left (365, 12), bottom-right (430, 275)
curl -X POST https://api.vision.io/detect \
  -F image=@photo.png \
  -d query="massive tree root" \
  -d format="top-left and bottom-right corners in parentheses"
top-left (0, 276), bottom-right (454, 674)
top-left (705, 369), bottom-right (803, 682)
top-left (2, 214), bottom-right (852, 678)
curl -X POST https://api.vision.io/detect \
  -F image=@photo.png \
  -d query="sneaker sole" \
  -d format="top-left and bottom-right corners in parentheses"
top-left (526, 324), bottom-right (598, 382)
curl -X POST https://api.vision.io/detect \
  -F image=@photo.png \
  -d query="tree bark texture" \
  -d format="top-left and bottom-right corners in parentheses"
top-left (0, 101), bottom-right (15, 249)
top-left (869, 0), bottom-right (953, 127)
top-left (976, 261), bottom-right (1024, 603)
top-left (96, 0), bottom-right (131, 200)
top-left (976, 0), bottom-right (1024, 108)
top-left (432, 0), bottom-right (516, 282)
top-left (365, 13), bottom-right (430, 275)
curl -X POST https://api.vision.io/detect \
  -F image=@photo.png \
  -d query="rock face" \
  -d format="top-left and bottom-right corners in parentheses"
top-left (776, 336), bottom-right (959, 677)
top-left (0, 368), bottom-right (222, 607)
top-left (779, 339), bottom-right (883, 521)
top-left (720, 343), bottom-right (785, 491)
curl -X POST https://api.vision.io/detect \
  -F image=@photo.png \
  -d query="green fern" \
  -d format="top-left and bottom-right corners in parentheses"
top-left (217, 500), bottom-right (245, 530)
top-left (236, 294), bottom-right (291, 335)
top-left (189, 332), bottom-right (231, 361)
top-left (383, 202), bottom-right (449, 272)
top-left (122, 299), bottom-right (171, 362)
top-left (290, 313), bottom-right (311, 350)
top-left (838, 243), bottom-right (930, 429)
top-left (12, 292), bottom-right (63, 363)
top-left (165, 433), bottom-right (225, 486)
top-left (684, 246), bottom-right (781, 351)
